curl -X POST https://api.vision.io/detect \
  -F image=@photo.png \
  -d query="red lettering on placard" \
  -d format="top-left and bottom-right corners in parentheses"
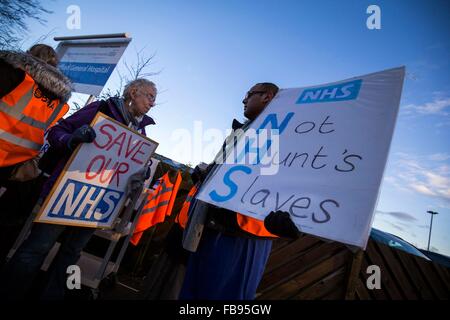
top-left (107, 131), bottom-right (126, 156)
top-left (99, 159), bottom-right (119, 183)
top-left (125, 135), bottom-right (142, 159)
top-left (131, 142), bottom-right (151, 165)
top-left (86, 155), bottom-right (105, 180)
top-left (111, 162), bottom-right (129, 187)
top-left (86, 154), bottom-right (131, 187)
top-left (87, 121), bottom-right (151, 186)
top-left (94, 124), bottom-right (116, 149)
top-left (93, 122), bottom-right (150, 164)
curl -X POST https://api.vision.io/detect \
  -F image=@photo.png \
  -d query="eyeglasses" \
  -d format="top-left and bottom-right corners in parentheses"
top-left (139, 90), bottom-right (156, 102)
top-left (244, 90), bottom-right (266, 100)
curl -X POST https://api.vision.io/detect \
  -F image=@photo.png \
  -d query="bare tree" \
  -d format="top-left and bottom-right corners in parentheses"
top-left (68, 47), bottom-right (162, 114)
top-left (99, 47), bottom-right (161, 100)
top-left (0, 0), bottom-right (52, 49)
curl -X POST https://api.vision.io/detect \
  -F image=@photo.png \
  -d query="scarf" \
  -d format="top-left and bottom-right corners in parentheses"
top-left (111, 97), bottom-right (141, 131)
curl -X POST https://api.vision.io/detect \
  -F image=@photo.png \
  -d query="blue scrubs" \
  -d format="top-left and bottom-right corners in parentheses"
top-left (179, 228), bottom-right (272, 300)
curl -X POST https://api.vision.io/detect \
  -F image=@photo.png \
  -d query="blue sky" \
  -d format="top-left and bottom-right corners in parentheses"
top-left (21, 0), bottom-right (449, 255)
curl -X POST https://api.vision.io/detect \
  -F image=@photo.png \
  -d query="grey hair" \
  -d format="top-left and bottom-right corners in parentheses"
top-left (123, 78), bottom-right (157, 100)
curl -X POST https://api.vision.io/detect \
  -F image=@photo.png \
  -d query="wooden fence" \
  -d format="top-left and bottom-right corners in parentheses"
top-left (256, 234), bottom-right (450, 300)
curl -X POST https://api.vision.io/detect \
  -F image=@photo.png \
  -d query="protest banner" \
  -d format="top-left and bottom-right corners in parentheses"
top-left (35, 112), bottom-right (158, 228)
top-left (196, 67), bottom-right (405, 248)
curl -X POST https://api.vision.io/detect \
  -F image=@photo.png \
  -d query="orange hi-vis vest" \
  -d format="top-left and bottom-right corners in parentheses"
top-left (175, 183), bottom-right (197, 229)
top-left (176, 185), bottom-right (278, 238)
top-left (131, 171), bottom-right (182, 245)
top-left (0, 73), bottom-right (69, 167)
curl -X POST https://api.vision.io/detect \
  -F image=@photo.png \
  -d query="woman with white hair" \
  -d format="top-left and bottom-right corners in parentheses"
top-left (0, 78), bottom-right (157, 300)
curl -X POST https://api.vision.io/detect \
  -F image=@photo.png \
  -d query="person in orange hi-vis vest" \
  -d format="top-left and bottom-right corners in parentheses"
top-left (131, 171), bottom-right (182, 245)
top-left (0, 45), bottom-right (71, 267)
top-left (0, 45), bottom-right (71, 185)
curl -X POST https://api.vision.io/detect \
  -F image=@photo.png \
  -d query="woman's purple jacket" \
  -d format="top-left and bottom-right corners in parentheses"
top-left (41, 98), bottom-right (155, 197)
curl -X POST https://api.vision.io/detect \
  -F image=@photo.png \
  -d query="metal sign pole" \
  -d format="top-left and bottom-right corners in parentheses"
top-left (54, 33), bottom-right (130, 42)
top-left (84, 95), bottom-right (96, 107)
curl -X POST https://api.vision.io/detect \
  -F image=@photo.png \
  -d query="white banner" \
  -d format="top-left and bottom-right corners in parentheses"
top-left (36, 112), bottom-right (158, 228)
top-left (196, 67), bottom-right (405, 248)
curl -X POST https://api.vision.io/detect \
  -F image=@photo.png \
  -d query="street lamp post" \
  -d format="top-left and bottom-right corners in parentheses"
top-left (426, 210), bottom-right (439, 251)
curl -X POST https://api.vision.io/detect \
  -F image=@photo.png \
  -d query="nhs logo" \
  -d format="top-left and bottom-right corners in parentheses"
top-left (296, 79), bottom-right (362, 104)
top-left (49, 179), bottom-right (123, 223)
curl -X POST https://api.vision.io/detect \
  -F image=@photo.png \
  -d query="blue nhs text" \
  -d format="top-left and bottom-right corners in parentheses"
top-left (49, 179), bottom-right (123, 223)
top-left (296, 79), bottom-right (362, 104)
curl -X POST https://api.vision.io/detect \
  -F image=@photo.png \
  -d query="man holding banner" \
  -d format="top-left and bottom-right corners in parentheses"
top-left (1, 78), bottom-right (158, 299)
top-left (196, 67), bottom-right (405, 249)
top-left (181, 67), bottom-right (404, 300)
top-left (179, 82), bottom-right (299, 300)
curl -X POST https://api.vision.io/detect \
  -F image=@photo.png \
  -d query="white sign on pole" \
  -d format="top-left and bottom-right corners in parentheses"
top-left (36, 112), bottom-right (158, 228)
top-left (56, 38), bottom-right (131, 96)
top-left (196, 67), bottom-right (405, 249)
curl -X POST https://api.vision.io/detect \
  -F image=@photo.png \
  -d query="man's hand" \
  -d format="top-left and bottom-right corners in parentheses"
top-left (68, 124), bottom-right (96, 150)
top-left (264, 211), bottom-right (302, 239)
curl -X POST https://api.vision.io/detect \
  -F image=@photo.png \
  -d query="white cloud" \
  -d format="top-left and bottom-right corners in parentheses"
top-left (437, 165), bottom-right (450, 175)
top-left (402, 97), bottom-right (450, 115)
top-left (428, 153), bottom-right (450, 162)
top-left (383, 176), bottom-right (396, 184)
top-left (387, 153), bottom-right (450, 203)
top-left (410, 184), bottom-right (437, 196)
top-left (423, 171), bottom-right (448, 188)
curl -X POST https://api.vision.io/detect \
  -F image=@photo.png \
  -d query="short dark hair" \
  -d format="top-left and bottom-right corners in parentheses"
top-left (256, 82), bottom-right (279, 97)
top-left (27, 44), bottom-right (57, 65)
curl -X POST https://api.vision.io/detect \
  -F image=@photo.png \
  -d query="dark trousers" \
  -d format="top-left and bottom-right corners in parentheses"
top-left (0, 222), bottom-right (95, 300)
top-left (0, 165), bottom-right (14, 187)
top-left (0, 174), bottom-right (47, 263)
top-left (179, 228), bottom-right (272, 300)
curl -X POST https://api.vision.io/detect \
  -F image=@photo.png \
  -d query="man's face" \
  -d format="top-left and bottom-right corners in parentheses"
top-left (130, 85), bottom-right (157, 117)
top-left (243, 84), bottom-right (272, 120)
